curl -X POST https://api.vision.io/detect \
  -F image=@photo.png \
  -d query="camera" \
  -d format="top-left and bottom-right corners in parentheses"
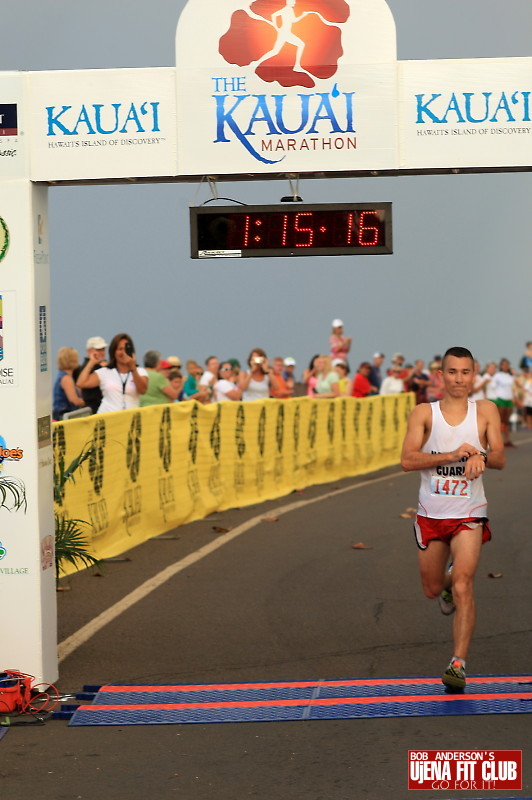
top-left (253, 357), bottom-right (264, 364)
top-left (125, 341), bottom-right (134, 357)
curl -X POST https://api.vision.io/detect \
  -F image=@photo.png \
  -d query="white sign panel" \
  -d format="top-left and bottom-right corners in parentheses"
top-left (0, 180), bottom-right (57, 683)
top-left (29, 68), bottom-right (177, 181)
top-left (175, 0), bottom-right (398, 175)
top-left (399, 57), bottom-right (532, 169)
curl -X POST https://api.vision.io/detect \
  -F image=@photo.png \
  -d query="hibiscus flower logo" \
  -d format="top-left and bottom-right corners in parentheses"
top-left (219, 0), bottom-right (350, 89)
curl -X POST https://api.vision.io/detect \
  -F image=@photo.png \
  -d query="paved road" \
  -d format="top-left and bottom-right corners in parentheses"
top-left (2, 432), bottom-right (531, 800)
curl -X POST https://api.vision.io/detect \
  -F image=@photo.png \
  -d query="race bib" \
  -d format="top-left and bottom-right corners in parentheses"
top-left (430, 476), bottom-right (471, 498)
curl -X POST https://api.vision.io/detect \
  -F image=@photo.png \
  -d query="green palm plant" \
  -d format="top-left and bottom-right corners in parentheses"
top-left (54, 438), bottom-right (101, 579)
top-left (54, 515), bottom-right (100, 576)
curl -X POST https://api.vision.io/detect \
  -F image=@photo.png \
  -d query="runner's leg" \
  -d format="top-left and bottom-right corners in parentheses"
top-left (418, 539), bottom-right (450, 598)
top-left (448, 526), bottom-right (483, 660)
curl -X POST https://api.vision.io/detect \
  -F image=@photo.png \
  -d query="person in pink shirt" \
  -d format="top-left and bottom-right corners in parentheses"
top-left (329, 319), bottom-right (352, 365)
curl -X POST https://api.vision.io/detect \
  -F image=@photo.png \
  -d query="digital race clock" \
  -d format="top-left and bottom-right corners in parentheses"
top-left (190, 203), bottom-right (392, 258)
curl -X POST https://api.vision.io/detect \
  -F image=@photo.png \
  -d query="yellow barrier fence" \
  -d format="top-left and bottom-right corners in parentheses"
top-left (53, 394), bottom-right (414, 571)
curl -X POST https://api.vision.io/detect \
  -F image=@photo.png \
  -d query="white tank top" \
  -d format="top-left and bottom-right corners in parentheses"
top-left (242, 375), bottom-right (270, 402)
top-left (418, 401), bottom-right (487, 519)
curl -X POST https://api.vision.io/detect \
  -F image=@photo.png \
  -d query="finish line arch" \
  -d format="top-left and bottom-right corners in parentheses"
top-left (0, 0), bottom-right (530, 683)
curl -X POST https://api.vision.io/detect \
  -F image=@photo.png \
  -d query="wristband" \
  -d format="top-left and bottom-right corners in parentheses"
top-left (477, 451), bottom-right (488, 463)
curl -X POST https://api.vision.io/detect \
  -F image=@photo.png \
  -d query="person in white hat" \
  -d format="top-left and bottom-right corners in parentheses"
top-left (282, 357), bottom-right (296, 394)
top-left (72, 336), bottom-right (108, 414)
top-left (329, 319), bottom-right (351, 366)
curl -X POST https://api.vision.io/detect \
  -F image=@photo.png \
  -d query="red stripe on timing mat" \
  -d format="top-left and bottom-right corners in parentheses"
top-left (79, 691), bottom-right (532, 712)
top-left (100, 676), bottom-right (532, 693)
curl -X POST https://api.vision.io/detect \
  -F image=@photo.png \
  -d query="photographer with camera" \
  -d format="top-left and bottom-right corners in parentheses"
top-left (238, 348), bottom-right (279, 402)
top-left (76, 332), bottom-right (148, 413)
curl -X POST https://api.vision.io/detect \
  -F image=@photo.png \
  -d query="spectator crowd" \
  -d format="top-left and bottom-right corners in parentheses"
top-left (52, 324), bottom-right (532, 445)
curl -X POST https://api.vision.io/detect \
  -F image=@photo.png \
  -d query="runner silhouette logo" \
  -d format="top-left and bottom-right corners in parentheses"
top-left (219, 0), bottom-right (350, 88)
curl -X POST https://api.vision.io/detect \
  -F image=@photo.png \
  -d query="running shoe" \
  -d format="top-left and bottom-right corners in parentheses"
top-left (438, 587), bottom-right (456, 615)
top-left (442, 658), bottom-right (466, 690)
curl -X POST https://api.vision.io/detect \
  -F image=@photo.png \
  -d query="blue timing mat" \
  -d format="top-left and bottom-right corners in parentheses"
top-left (68, 675), bottom-right (532, 726)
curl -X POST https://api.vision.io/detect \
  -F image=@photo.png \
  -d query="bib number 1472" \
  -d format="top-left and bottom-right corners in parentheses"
top-left (430, 477), bottom-right (471, 498)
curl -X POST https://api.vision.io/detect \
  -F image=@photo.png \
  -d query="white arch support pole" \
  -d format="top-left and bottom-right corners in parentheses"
top-left (0, 177), bottom-right (57, 685)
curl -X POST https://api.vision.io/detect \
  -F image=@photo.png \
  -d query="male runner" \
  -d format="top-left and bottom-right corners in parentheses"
top-left (401, 346), bottom-right (505, 690)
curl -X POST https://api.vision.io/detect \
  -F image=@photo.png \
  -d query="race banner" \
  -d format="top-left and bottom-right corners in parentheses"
top-left (54, 393), bottom-right (414, 573)
top-left (2, 2), bottom-right (530, 182)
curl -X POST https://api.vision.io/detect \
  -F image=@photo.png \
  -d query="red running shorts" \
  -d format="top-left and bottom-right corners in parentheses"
top-left (414, 516), bottom-right (491, 550)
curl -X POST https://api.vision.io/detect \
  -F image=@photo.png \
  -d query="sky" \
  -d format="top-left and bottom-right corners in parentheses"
top-left (1, 0), bottom-right (531, 376)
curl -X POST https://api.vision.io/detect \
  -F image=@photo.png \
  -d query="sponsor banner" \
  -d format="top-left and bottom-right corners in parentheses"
top-left (399, 57), bottom-right (532, 169)
top-left (29, 68), bottom-right (177, 181)
top-left (408, 750), bottom-right (522, 791)
top-left (55, 393), bottom-right (413, 573)
top-left (0, 73), bottom-right (30, 179)
top-left (176, 0), bottom-right (398, 175)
